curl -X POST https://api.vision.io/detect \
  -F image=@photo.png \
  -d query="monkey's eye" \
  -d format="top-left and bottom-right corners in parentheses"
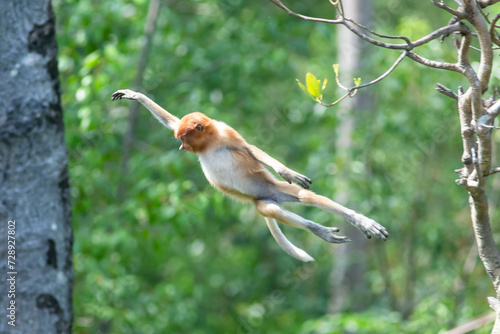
top-left (195, 123), bottom-right (204, 132)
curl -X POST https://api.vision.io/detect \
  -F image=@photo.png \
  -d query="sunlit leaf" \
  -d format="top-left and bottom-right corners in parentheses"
top-left (296, 79), bottom-right (308, 94)
top-left (332, 64), bottom-right (340, 77)
top-left (306, 72), bottom-right (321, 98)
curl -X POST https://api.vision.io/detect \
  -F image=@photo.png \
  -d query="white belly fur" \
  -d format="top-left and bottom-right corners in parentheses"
top-left (198, 148), bottom-right (269, 200)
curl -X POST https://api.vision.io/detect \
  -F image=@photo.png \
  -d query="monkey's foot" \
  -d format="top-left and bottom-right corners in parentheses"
top-left (278, 169), bottom-right (312, 189)
top-left (111, 89), bottom-right (138, 101)
top-left (349, 214), bottom-right (389, 241)
top-left (308, 224), bottom-right (351, 244)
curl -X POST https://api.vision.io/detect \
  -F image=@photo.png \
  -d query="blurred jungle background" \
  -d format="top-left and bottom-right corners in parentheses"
top-left (54, 0), bottom-right (500, 333)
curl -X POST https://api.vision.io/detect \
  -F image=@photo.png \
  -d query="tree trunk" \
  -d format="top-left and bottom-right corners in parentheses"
top-left (0, 1), bottom-right (73, 333)
top-left (328, 0), bottom-right (372, 314)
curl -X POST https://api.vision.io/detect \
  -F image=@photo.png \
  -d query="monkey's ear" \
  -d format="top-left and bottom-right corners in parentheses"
top-left (195, 123), bottom-right (204, 132)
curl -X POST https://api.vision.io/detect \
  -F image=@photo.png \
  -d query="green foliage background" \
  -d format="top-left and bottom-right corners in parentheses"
top-left (54, 0), bottom-right (500, 333)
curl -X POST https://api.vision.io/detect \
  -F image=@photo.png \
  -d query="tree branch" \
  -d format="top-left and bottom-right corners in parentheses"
top-left (431, 0), bottom-right (466, 18)
top-left (406, 51), bottom-right (460, 72)
top-left (487, 99), bottom-right (500, 117)
top-left (488, 167), bottom-right (500, 175)
top-left (436, 83), bottom-right (458, 100)
top-left (270, 0), bottom-right (469, 51)
top-left (321, 51), bottom-right (408, 106)
top-left (269, 0), bottom-right (342, 24)
top-left (477, 0), bottom-right (500, 8)
top-left (348, 51), bottom-right (408, 91)
top-left (489, 14), bottom-right (500, 47)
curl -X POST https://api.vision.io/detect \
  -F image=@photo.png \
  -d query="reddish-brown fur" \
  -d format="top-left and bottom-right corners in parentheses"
top-left (111, 89), bottom-right (389, 262)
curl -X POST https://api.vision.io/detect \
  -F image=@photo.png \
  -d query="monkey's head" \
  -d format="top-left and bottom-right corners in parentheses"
top-left (174, 112), bottom-right (215, 153)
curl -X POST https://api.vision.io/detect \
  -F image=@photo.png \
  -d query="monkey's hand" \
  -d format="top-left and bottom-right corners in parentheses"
top-left (111, 89), bottom-right (139, 101)
top-left (278, 169), bottom-right (312, 189)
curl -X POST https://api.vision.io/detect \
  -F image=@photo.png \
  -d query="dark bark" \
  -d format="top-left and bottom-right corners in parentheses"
top-left (0, 1), bottom-right (73, 333)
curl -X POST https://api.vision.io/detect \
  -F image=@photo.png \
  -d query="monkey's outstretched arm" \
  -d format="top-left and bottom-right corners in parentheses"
top-left (112, 89), bottom-right (180, 131)
top-left (246, 145), bottom-right (312, 189)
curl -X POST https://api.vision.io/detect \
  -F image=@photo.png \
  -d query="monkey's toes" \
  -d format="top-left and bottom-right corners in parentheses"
top-left (324, 228), bottom-right (350, 243)
top-left (369, 222), bottom-right (389, 241)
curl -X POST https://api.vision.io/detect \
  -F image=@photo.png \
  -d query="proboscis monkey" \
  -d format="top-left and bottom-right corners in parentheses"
top-left (112, 89), bottom-right (388, 262)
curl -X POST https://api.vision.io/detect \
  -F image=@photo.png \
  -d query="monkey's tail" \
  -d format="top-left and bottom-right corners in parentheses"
top-left (264, 217), bottom-right (315, 262)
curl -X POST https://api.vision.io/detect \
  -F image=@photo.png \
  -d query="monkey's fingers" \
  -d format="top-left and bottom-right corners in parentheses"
top-left (111, 92), bottom-right (124, 100)
top-left (111, 89), bottom-right (137, 101)
top-left (284, 172), bottom-right (312, 189)
top-left (321, 227), bottom-right (350, 243)
top-left (296, 174), bottom-right (312, 189)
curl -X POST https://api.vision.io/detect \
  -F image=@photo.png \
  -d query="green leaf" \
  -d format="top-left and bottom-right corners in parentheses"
top-left (296, 79), bottom-right (308, 94)
top-left (322, 78), bottom-right (328, 91)
top-left (306, 72), bottom-right (321, 98)
top-left (353, 77), bottom-right (362, 86)
top-left (332, 64), bottom-right (340, 77)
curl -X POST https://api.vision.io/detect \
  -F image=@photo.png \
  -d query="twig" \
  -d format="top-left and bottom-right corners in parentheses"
top-left (490, 14), bottom-right (500, 46)
top-left (269, 0), bottom-right (342, 24)
top-left (481, 124), bottom-right (500, 129)
top-left (443, 312), bottom-right (495, 334)
top-left (348, 51), bottom-right (408, 92)
top-left (344, 17), bottom-right (411, 45)
top-left (488, 167), bottom-right (500, 175)
top-left (406, 51), bottom-right (460, 72)
top-left (270, 0), bottom-right (469, 51)
top-left (320, 91), bottom-right (350, 107)
top-left (478, 0), bottom-right (500, 8)
top-left (431, 0), bottom-right (466, 18)
top-left (436, 83), bottom-right (458, 100)
top-left (321, 51), bottom-right (407, 106)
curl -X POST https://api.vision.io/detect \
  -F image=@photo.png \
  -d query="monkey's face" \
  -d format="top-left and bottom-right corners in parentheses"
top-left (175, 112), bottom-right (214, 154)
top-left (178, 124), bottom-right (212, 153)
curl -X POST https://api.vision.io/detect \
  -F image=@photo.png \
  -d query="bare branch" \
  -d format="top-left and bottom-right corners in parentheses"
top-left (432, 0), bottom-right (466, 18)
top-left (467, 1), bottom-right (493, 93)
top-left (481, 124), bottom-right (500, 129)
top-left (411, 22), bottom-right (470, 47)
top-left (458, 32), bottom-right (472, 67)
top-left (488, 167), bottom-right (500, 175)
top-left (322, 51), bottom-right (408, 106)
top-left (343, 17), bottom-right (411, 45)
top-left (487, 99), bottom-right (500, 117)
top-left (348, 51), bottom-right (408, 91)
top-left (490, 14), bottom-right (500, 47)
top-left (457, 90), bottom-right (475, 172)
top-left (271, 1), bottom-right (469, 51)
top-left (320, 91), bottom-right (350, 107)
top-left (342, 20), bottom-right (469, 50)
top-left (269, 0), bottom-right (342, 24)
top-left (477, 0), bottom-right (500, 8)
top-left (406, 51), bottom-right (461, 72)
top-left (436, 83), bottom-right (458, 100)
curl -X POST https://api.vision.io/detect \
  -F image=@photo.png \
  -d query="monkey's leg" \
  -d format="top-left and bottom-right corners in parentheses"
top-left (297, 189), bottom-right (389, 241)
top-left (254, 199), bottom-right (350, 243)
